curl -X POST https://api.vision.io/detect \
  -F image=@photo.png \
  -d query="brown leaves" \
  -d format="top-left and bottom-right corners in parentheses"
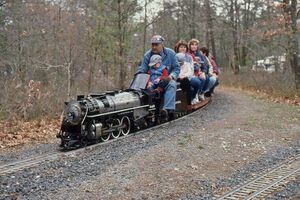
top-left (244, 89), bottom-right (300, 106)
top-left (0, 118), bottom-right (60, 149)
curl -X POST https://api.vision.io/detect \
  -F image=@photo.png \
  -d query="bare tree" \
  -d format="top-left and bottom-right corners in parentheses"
top-left (204, 0), bottom-right (216, 58)
top-left (229, 0), bottom-right (240, 74)
top-left (289, 0), bottom-right (299, 89)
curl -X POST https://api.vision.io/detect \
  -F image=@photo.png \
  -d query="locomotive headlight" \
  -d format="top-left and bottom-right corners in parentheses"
top-left (64, 100), bottom-right (83, 125)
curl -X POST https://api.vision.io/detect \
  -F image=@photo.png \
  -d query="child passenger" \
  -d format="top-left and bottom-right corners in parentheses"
top-left (147, 55), bottom-right (169, 97)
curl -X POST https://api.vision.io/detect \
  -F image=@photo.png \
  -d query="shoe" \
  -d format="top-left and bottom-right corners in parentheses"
top-left (167, 110), bottom-right (176, 121)
top-left (160, 109), bottom-right (168, 122)
top-left (198, 93), bottom-right (205, 101)
top-left (151, 89), bottom-right (161, 100)
top-left (204, 92), bottom-right (212, 98)
top-left (191, 95), bottom-right (199, 105)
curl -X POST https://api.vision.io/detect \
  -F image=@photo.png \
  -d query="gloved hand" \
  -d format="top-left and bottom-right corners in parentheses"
top-left (199, 73), bottom-right (206, 80)
top-left (147, 82), bottom-right (153, 88)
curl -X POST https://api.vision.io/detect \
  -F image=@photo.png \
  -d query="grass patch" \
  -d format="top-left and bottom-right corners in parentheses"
top-left (177, 133), bottom-right (193, 146)
top-left (0, 110), bottom-right (9, 120)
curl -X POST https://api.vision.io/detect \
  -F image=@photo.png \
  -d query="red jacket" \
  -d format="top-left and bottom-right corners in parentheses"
top-left (209, 56), bottom-right (219, 75)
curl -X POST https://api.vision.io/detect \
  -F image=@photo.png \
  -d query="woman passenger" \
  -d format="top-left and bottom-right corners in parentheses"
top-left (174, 40), bottom-right (193, 65)
top-left (200, 47), bottom-right (218, 96)
top-left (188, 39), bottom-right (215, 99)
top-left (200, 47), bottom-right (219, 95)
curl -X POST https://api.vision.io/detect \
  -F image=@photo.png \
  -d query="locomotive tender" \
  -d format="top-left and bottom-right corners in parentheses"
top-left (57, 73), bottom-right (204, 149)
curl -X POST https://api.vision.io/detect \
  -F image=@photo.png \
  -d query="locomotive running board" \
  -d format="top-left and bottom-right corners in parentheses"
top-left (192, 97), bottom-right (211, 110)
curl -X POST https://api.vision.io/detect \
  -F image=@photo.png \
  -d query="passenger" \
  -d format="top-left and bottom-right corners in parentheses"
top-left (200, 47), bottom-right (218, 96)
top-left (176, 53), bottom-right (204, 107)
top-left (187, 38), bottom-right (209, 100)
top-left (146, 55), bottom-right (169, 97)
top-left (209, 55), bottom-right (220, 76)
top-left (174, 40), bottom-right (193, 65)
top-left (209, 55), bottom-right (220, 94)
top-left (137, 35), bottom-right (180, 120)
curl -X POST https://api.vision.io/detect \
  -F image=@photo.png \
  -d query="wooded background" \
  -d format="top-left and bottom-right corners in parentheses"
top-left (0, 0), bottom-right (299, 120)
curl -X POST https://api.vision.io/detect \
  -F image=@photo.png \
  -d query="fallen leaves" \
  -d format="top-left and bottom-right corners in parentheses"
top-left (240, 88), bottom-right (300, 106)
top-left (0, 118), bottom-right (60, 149)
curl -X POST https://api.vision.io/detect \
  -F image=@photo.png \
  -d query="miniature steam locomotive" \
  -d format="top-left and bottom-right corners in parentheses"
top-left (57, 74), bottom-right (207, 149)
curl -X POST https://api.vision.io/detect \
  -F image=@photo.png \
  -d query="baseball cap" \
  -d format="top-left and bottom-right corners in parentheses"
top-left (151, 35), bottom-right (165, 44)
top-left (149, 55), bottom-right (162, 67)
top-left (176, 53), bottom-right (185, 64)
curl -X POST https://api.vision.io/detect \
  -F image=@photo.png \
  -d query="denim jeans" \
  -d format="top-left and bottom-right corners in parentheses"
top-left (163, 80), bottom-right (177, 110)
top-left (204, 76), bottom-right (217, 93)
top-left (190, 77), bottom-right (204, 99)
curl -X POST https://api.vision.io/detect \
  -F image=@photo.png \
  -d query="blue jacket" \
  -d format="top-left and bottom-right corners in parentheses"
top-left (149, 65), bottom-right (167, 84)
top-left (137, 47), bottom-right (180, 80)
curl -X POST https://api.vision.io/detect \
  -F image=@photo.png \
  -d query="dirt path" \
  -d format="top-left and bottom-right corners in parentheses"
top-left (50, 88), bottom-right (300, 199)
top-left (1, 88), bottom-right (299, 200)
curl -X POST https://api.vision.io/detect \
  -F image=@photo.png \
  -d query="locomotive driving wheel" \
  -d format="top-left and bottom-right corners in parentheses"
top-left (110, 118), bottom-right (121, 139)
top-left (121, 116), bottom-right (131, 136)
top-left (100, 132), bottom-right (111, 142)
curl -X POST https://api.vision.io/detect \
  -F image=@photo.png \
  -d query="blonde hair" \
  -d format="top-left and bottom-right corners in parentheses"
top-left (188, 38), bottom-right (199, 47)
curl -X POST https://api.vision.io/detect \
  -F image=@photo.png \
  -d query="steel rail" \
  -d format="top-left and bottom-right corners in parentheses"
top-left (217, 156), bottom-right (300, 200)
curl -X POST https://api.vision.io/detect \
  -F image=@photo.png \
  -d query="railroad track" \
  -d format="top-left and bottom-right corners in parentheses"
top-left (0, 98), bottom-right (211, 176)
top-left (217, 156), bottom-right (300, 200)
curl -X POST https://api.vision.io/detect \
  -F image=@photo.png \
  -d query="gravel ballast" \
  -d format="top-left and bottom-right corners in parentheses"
top-left (0, 88), bottom-right (299, 200)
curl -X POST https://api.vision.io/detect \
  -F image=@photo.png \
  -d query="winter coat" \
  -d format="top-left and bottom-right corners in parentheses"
top-left (148, 64), bottom-right (169, 84)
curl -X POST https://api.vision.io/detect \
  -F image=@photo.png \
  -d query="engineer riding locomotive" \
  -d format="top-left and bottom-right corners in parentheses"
top-left (136, 35), bottom-right (180, 120)
top-left (57, 34), bottom-right (219, 149)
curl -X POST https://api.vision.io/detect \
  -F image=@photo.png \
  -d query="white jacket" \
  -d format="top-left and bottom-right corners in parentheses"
top-left (178, 61), bottom-right (193, 80)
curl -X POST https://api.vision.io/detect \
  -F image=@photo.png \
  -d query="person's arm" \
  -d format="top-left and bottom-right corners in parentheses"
top-left (169, 52), bottom-right (180, 80)
top-left (136, 51), bottom-right (151, 74)
top-left (147, 69), bottom-right (153, 88)
top-left (210, 57), bottom-right (219, 75)
top-left (194, 62), bottom-right (202, 76)
top-left (206, 57), bottom-right (214, 76)
top-left (187, 54), bottom-right (193, 65)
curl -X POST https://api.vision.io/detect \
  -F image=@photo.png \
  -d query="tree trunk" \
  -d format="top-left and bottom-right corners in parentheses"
top-left (143, 0), bottom-right (148, 53)
top-left (229, 0), bottom-right (239, 74)
top-left (117, 0), bottom-right (126, 90)
top-left (67, 62), bottom-right (71, 99)
top-left (87, 47), bottom-right (98, 93)
top-left (240, 0), bottom-right (250, 66)
top-left (204, 0), bottom-right (216, 58)
top-left (290, 0), bottom-right (299, 90)
top-left (190, 0), bottom-right (196, 38)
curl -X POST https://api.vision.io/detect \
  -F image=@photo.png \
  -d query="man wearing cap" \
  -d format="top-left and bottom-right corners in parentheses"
top-left (137, 35), bottom-right (180, 119)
